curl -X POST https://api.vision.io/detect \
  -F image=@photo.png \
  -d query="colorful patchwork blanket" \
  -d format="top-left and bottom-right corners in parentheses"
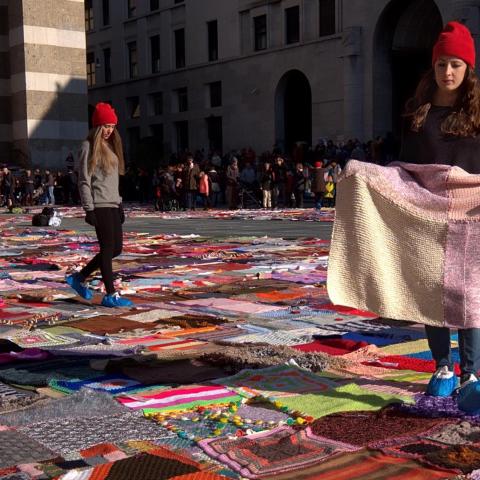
top-left (328, 160), bottom-right (480, 328)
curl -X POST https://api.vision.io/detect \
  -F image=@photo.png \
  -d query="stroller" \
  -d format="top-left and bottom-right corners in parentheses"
top-left (238, 182), bottom-right (261, 209)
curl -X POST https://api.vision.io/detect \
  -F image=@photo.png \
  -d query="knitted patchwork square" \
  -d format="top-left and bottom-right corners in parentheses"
top-left (199, 426), bottom-right (357, 479)
top-left (213, 365), bottom-right (336, 398)
top-left (50, 375), bottom-right (141, 396)
top-left (0, 430), bottom-right (59, 468)
top-left (118, 385), bottom-right (243, 414)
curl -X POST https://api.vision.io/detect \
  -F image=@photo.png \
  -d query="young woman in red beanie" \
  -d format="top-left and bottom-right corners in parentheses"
top-left (66, 102), bottom-right (133, 308)
top-left (400, 21), bottom-right (480, 411)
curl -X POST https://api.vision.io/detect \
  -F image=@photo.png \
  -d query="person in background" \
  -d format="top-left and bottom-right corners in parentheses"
top-left (68, 102), bottom-right (133, 308)
top-left (273, 155), bottom-right (287, 208)
top-left (293, 163), bottom-right (306, 208)
top-left (311, 161), bottom-right (327, 210)
top-left (226, 157), bottom-right (240, 209)
top-left (198, 171), bottom-right (211, 210)
top-left (323, 174), bottom-right (336, 207)
top-left (183, 155), bottom-right (200, 210)
top-left (260, 162), bottom-right (275, 209)
top-left (23, 169), bottom-right (35, 206)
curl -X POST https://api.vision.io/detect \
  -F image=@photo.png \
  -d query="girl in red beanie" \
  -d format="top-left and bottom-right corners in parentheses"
top-left (66, 102), bottom-right (133, 308)
top-left (400, 21), bottom-right (480, 411)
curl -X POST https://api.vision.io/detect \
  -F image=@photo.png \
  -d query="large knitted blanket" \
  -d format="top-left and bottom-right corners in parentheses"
top-left (327, 160), bottom-right (480, 329)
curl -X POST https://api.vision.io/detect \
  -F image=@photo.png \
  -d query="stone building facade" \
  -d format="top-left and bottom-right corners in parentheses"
top-left (0, 0), bottom-right (88, 168)
top-left (85, 0), bottom-right (480, 162)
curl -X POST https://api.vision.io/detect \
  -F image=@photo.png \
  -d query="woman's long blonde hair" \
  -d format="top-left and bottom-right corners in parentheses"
top-left (86, 127), bottom-right (125, 175)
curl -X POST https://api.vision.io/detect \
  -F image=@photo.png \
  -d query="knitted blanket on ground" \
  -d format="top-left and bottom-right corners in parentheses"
top-left (328, 160), bottom-right (480, 328)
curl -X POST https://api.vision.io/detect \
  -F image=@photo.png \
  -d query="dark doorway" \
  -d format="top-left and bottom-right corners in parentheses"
top-left (373, 0), bottom-right (443, 139)
top-left (275, 70), bottom-right (312, 154)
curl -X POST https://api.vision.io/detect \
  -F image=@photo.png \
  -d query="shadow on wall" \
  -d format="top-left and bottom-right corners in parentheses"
top-left (11, 77), bottom-right (88, 170)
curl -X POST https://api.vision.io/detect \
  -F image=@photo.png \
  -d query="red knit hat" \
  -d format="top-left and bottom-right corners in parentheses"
top-left (432, 21), bottom-right (475, 68)
top-left (92, 102), bottom-right (118, 127)
top-left (315, 161), bottom-right (323, 168)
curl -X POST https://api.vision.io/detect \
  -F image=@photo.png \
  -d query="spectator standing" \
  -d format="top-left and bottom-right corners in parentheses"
top-left (273, 156), bottom-right (287, 208)
top-left (311, 161), bottom-right (327, 210)
top-left (198, 171), bottom-right (211, 210)
top-left (293, 163), bottom-right (306, 208)
top-left (23, 169), bottom-right (35, 206)
top-left (1, 167), bottom-right (13, 208)
top-left (226, 157), bottom-right (240, 209)
top-left (183, 155), bottom-right (200, 210)
top-left (207, 165), bottom-right (221, 207)
top-left (260, 162), bottom-right (275, 209)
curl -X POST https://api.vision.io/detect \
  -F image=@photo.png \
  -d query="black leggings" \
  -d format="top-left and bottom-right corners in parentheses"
top-left (80, 207), bottom-right (122, 294)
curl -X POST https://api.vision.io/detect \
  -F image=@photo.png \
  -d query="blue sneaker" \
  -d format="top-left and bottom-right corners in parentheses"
top-left (457, 375), bottom-right (480, 414)
top-left (426, 366), bottom-right (458, 397)
top-left (101, 292), bottom-right (133, 308)
top-left (66, 273), bottom-right (93, 300)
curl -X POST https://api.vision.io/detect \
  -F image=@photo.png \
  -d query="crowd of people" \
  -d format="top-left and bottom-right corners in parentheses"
top-left (120, 135), bottom-right (397, 211)
top-left (0, 135), bottom-right (397, 211)
top-left (0, 166), bottom-right (79, 209)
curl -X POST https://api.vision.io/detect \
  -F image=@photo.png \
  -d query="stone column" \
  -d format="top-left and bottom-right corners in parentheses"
top-left (8, 0), bottom-right (88, 168)
top-left (0, 0), bottom-right (11, 163)
top-left (341, 26), bottom-right (363, 141)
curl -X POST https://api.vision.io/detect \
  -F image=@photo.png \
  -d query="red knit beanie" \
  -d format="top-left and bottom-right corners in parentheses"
top-left (432, 21), bottom-right (475, 68)
top-left (92, 102), bottom-right (118, 127)
top-left (315, 161), bottom-right (323, 168)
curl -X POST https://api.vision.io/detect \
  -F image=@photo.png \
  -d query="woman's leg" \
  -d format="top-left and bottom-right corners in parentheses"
top-left (425, 325), bottom-right (457, 396)
top-left (425, 325), bottom-right (453, 370)
top-left (458, 328), bottom-right (480, 379)
top-left (80, 208), bottom-right (117, 294)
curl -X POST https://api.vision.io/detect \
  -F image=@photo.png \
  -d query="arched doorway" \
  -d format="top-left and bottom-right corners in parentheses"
top-left (275, 70), bottom-right (312, 155)
top-left (373, 0), bottom-right (442, 140)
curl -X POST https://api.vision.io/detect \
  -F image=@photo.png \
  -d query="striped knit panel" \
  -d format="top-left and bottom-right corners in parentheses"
top-left (8, 0), bottom-right (88, 168)
top-left (0, 0), bottom-right (11, 162)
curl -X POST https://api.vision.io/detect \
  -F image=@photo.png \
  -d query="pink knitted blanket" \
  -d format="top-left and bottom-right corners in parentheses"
top-left (328, 160), bottom-right (480, 328)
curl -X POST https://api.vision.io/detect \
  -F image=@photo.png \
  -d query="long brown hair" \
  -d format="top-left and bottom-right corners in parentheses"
top-left (404, 66), bottom-right (480, 137)
top-left (86, 127), bottom-right (125, 175)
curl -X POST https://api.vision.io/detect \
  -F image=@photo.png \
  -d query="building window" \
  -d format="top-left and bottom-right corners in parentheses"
top-left (127, 41), bottom-right (138, 78)
top-left (86, 51), bottom-right (95, 87)
top-left (127, 0), bottom-right (136, 18)
top-left (319, 0), bottom-right (336, 36)
top-left (253, 15), bottom-right (267, 51)
top-left (207, 20), bottom-right (218, 62)
top-left (206, 116), bottom-right (222, 152)
top-left (85, 0), bottom-right (94, 32)
top-left (103, 47), bottom-right (111, 83)
top-left (176, 87), bottom-right (188, 112)
top-left (149, 92), bottom-right (163, 115)
top-left (150, 35), bottom-right (161, 73)
top-left (150, 0), bottom-right (160, 10)
top-left (127, 96), bottom-right (141, 118)
top-left (209, 81), bottom-right (222, 108)
top-left (174, 28), bottom-right (185, 69)
top-left (285, 6), bottom-right (300, 44)
top-left (102, 0), bottom-right (110, 26)
top-left (175, 121), bottom-right (189, 152)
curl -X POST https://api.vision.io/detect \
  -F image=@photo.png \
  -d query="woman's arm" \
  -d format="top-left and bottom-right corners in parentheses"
top-left (77, 141), bottom-right (95, 211)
